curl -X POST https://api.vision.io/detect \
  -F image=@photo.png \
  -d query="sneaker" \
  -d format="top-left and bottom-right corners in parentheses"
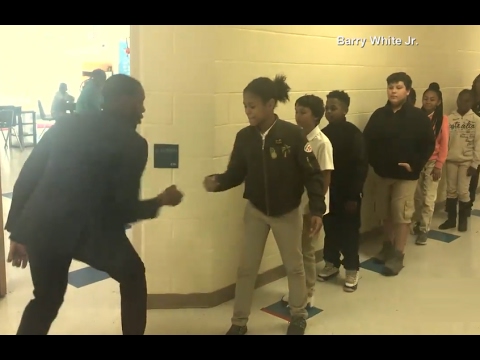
top-left (344, 270), bottom-right (359, 292)
top-left (281, 293), bottom-right (314, 308)
top-left (317, 262), bottom-right (339, 282)
top-left (410, 222), bottom-right (421, 235)
top-left (225, 325), bottom-right (247, 335)
top-left (415, 232), bottom-right (428, 245)
top-left (286, 317), bottom-right (307, 335)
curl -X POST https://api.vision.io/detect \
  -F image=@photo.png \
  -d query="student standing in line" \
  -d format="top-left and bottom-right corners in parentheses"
top-left (6, 75), bottom-right (184, 335)
top-left (363, 72), bottom-right (435, 276)
top-left (279, 94), bottom-right (333, 307)
top-left (317, 90), bottom-right (368, 292)
top-left (411, 83), bottom-right (449, 245)
top-left (468, 75), bottom-right (480, 213)
top-left (439, 89), bottom-right (480, 232)
top-left (203, 75), bottom-right (326, 336)
top-left (408, 88), bottom-right (417, 106)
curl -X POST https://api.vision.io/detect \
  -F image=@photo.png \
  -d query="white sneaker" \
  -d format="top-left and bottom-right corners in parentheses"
top-left (344, 270), bottom-right (359, 292)
top-left (317, 262), bottom-right (340, 282)
top-left (281, 293), bottom-right (314, 308)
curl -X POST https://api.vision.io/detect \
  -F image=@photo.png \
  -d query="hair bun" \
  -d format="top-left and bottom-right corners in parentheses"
top-left (428, 82), bottom-right (440, 91)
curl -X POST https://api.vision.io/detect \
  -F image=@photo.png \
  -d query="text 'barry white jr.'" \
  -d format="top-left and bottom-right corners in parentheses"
top-left (337, 36), bottom-right (418, 48)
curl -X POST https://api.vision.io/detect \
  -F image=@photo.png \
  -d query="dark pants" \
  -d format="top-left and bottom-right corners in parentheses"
top-left (469, 166), bottom-right (480, 206)
top-left (17, 233), bottom-right (147, 335)
top-left (323, 198), bottom-right (361, 271)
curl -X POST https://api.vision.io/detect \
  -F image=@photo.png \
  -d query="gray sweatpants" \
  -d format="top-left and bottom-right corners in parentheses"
top-left (231, 202), bottom-right (309, 327)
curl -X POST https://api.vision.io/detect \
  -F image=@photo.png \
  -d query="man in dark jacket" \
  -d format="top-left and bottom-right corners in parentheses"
top-left (6, 74), bottom-right (184, 335)
top-left (363, 72), bottom-right (435, 276)
top-left (204, 75), bottom-right (325, 336)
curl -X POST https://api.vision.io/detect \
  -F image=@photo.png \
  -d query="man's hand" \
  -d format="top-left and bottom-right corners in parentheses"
top-left (467, 166), bottom-right (477, 177)
top-left (309, 216), bottom-right (323, 237)
top-left (7, 241), bottom-right (28, 269)
top-left (159, 185), bottom-right (183, 206)
top-left (398, 163), bottom-right (412, 172)
top-left (203, 175), bottom-right (219, 192)
top-left (345, 201), bottom-right (358, 214)
top-left (431, 167), bottom-right (442, 181)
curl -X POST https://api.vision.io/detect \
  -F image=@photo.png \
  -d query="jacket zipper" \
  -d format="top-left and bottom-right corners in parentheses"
top-left (262, 137), bottom-right (270, 216)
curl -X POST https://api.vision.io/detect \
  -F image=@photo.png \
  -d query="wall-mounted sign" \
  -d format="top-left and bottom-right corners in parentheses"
top-left (154, 144), bottom-right (179, 169)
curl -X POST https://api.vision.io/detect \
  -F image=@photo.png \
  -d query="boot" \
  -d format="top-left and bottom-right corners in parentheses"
top-left (439, 198), bottom-right (458, 230)
top-left (372, 241), bottom-right (395, 264)
top-left (383, 250), bottom-right (405, 276)
top-left (458, 201), bottom-right (469, 232)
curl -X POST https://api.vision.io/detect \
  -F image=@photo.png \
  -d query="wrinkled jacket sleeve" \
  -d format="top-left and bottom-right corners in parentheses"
top-left (294, 129), bottom-right (326, 217)
top-left (5, 127), bottom-right (56, 235)
top-left (113, 137), bottom-right (161, 224)
top-left (213, 132), bottom-right (247, 192)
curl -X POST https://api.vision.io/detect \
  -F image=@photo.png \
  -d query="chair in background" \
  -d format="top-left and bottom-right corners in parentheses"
top-left (37, 100), bottom-right (55, 138)
top-left (0, 106), bottom-right (23, 150)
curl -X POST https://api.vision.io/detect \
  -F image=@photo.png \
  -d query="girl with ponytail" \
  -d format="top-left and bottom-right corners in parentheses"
top-left (411, 82), bottom-right (449, 244)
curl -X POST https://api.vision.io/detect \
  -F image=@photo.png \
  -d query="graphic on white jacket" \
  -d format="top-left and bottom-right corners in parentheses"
top-left (447, 109), bottom-right (480, 168)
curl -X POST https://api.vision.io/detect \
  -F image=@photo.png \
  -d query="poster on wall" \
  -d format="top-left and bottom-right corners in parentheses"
top-left (119, 40), bottom-right (130, 75)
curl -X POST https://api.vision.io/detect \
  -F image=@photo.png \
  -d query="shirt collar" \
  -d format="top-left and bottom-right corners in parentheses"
top-left (306, 125), bottom-right (321, 141)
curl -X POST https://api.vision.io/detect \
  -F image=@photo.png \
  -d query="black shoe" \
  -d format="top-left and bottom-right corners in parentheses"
top-left (286, 317), bottom-right (307, 335)
top-left (226, 325), bottom-right (247, 335)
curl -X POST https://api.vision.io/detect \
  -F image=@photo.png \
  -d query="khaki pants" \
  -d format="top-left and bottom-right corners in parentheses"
top-left (301, 215), bottom-right (318, 298)
top-left (374, 172), bottom-right (418, 224)
top-left (413, 160), bottom-right (441, 232)
top-left (446, 161), bottom-right (471, 203)
top-left (232, 202), bottom-right (308, 327)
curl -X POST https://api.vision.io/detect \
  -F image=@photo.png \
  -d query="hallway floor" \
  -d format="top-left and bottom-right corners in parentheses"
top-left (1, 147), bottom-right (480, 335)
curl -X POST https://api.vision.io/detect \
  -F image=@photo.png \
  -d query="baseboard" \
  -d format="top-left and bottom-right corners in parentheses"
top-left (147, 226), bottom-right (384, 310)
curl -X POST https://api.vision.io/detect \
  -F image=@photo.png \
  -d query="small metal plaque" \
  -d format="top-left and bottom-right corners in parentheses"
top-left (153, 144), bottom-right (179, 169)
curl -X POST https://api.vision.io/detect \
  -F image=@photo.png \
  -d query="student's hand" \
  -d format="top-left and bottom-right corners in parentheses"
top-left (345, 201), bottom-right (358, 214)
top-left (467, 166), bottom-right (477, 177)
top-left (431, 167), bottom-right (442, 181)
top-left (203, 175), bottom-right (219, 192)
top-left (159, 185), bottom-right (184, 206)
top-left (309, 216), bottom-right (323, 237)
top-left (7, 241), bottom-right (28, 269)
top-left (398, 163), bottom-right (412, 172)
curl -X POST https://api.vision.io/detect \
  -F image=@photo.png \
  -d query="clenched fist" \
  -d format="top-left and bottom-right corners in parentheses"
top-left (159, 185), bottom-right (184, 206)
top-left (203, 175), bottom-right (219, 192)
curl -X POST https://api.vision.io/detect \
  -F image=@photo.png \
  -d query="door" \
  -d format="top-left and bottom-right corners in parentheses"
top-left (0, 160), bottom-right (6, 297)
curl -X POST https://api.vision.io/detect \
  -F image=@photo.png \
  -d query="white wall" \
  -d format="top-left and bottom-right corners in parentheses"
top-left (132, 25), bottom-right (480, 296)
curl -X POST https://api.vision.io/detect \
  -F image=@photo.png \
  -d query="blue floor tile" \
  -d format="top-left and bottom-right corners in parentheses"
top-left (68, 267), bottom-right (110, 288)
top-left (427, 229), bottom-right (460, 243)
top-left (2, 192), bottom-right (12, 199)
top-left (261, 300), bottom-right (322, 322)
top-left (471, 209), bottom-right (480, 217)
top-left (360, 258), bottom-right (384, 274)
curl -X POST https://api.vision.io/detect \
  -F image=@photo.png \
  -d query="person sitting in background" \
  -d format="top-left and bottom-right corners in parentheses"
top-left (51, 83), bottom-right (74, 119)
top-left (411, 83), bottom-right (449, 245)
top-left (408, 88), bottom-right (416, 106)
top-left (76, 69), bottom-right (107, 114)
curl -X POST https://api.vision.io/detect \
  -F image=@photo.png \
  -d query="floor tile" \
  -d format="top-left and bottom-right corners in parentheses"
top-left (360, 257), bottom-right (385, 274)
top-left (261, 300), bottom-right (322, 322)
top-left (68, 267), bottom-right (110, 288)
top-left (470, 209), bottom-right (480, 217)
top-left (427, 229), bottom-right (460, 243)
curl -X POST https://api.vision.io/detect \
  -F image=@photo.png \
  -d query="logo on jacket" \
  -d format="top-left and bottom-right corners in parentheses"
top-left (304, 143), bottom-right (313, 153)
top-left (270, 147), bottom-right (277, 159)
